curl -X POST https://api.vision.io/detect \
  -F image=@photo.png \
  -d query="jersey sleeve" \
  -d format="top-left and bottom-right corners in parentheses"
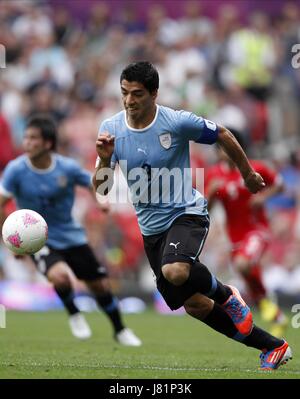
top-left (176, 110), bottom-right (219, 144)
top-left (0, 161), bottom-right (19, 198)
top-left (97, 119), bottom-right (118, 170)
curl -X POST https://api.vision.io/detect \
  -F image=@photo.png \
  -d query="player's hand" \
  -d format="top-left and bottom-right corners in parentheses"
top-left (244, 171), bottom-right (266, 194)
top-left (96, 132), bottom-right (115, 161)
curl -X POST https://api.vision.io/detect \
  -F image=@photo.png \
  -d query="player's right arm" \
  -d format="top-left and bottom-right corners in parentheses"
top-left (0, 194), bottom-right (10, 230)
top-left (92, 132), bottom-right (115, 195)
top-left (0, 160), bottom-right (18, 230)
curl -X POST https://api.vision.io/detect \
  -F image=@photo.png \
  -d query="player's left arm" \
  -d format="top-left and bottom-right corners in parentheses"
top-left (72, 161), bottom-right (110, 213)
top-left (216, 126), bottom-right (266, 194)
top-left (250, 164), bottom-right (284, 207)
top-left (0, 193), bottom-right (10, 231)
top-left (176, 111), bottom-right (265, 193)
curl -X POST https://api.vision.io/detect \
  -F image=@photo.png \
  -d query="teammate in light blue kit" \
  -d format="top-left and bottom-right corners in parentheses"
top-left (93, 61), bottom-right (292, 370)
top-left (0, 115), bottom-right (141, 346)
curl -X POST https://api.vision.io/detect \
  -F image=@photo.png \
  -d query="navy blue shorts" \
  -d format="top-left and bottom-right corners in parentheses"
top-left (143, 214), bottom-right (210, 310)
top-left (31, 244), bottom-right (108, 281)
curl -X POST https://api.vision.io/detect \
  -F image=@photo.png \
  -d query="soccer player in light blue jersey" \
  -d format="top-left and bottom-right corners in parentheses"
top-left (0, 116), bottom-right (141, 346)
top-left (93, 61), bottom-right (292, 370)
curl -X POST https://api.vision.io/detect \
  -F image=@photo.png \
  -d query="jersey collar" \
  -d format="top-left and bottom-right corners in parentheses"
top-left (124, 105), bottom-right (159, 132)
top-left (25, 154), bottom-right (57, 174)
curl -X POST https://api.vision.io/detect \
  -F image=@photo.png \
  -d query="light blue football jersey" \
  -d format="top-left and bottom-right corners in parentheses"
top-left (98, 105), bottom-right (219, 235)
top-left (0, 154), bottom-right (92, 249)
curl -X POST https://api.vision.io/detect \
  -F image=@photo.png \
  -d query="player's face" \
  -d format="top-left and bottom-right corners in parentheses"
top-left (23, 127), bottom-right (51, 159)
top-left (121, 80), bottom-right (157, 120)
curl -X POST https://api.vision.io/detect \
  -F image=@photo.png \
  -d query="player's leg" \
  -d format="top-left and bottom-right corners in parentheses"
top-left (85, 277), bottom-right (141, 346)
top-left (233, 231), bottom-right (269, 305)
top-left (47, 263), bottom-right (92, 339)
top-left (66, 244), bottom-right (141, 346)
top-left (143, 217), bottom-right (292, 369)
top-left (233, 233), bottom-right (287, 337)
top-left (47, 262), bottom-right (80, 316)
top-left (160, 215), bottom-right (252, 335)
top-left (32, 246), bottom-right (91, 339)
top-left (183, 293), bottom-right (292, 370)
top-left (234, 255), bottom-right (266, 302)
top-left (143, 219), bottom-right (291, 368)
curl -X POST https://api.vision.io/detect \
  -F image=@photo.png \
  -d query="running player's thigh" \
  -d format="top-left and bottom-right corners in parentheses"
top-left (163, 215), bottom-right (210, 260)
top-left (46, 261), bottom-right (73, 285)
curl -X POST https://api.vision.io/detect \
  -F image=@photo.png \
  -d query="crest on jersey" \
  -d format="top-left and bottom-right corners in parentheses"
top-left (159, 133), bottom-right (172, 149)
top-left (57, 175), bottom-right (68, 188)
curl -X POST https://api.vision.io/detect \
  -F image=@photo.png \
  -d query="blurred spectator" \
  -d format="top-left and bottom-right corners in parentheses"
top-left (12, 3), bottom-right (53, 39)
top-left (224, 11), bottom-right (276, 100)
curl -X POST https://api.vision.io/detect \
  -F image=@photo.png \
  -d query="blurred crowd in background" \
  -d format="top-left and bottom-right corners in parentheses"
top-left (1, 0), bottom-right (300, 306)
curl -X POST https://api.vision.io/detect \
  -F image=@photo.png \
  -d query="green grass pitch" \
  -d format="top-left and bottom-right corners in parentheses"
top-left (0, 308), bottom-right (298, 379)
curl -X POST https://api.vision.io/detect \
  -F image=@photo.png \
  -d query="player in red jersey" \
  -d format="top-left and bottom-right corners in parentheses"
top-left (205, 132), bottom-right (287, 337)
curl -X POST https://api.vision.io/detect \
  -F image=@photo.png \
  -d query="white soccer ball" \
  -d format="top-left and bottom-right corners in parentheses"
top-left (2, 209), bottom-right (48, 255)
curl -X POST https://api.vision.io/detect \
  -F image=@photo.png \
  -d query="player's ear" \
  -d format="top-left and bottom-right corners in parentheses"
top-left (151, 89), bottom-right (158, 101)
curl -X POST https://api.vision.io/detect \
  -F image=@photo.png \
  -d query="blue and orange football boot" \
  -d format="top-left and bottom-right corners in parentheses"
top-left (260, 340), bottom-right (292, 370)
top-left (222, 285), bottom-right (253, 336)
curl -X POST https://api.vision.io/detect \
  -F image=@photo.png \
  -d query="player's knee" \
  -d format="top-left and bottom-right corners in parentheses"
top-left (48, 270), bottom-right (71, 288)
top-left (161, 262), bottom-right (190, 286)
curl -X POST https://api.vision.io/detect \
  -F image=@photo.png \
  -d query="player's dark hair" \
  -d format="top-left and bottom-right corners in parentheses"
top-left (120, 61), bottom-right (159, 94)
top-left (26, 115), bottom-right (57, 150)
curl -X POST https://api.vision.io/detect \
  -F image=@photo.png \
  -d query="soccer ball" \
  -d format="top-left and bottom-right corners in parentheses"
top-left (2, 209), bottom-right (48, 255)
